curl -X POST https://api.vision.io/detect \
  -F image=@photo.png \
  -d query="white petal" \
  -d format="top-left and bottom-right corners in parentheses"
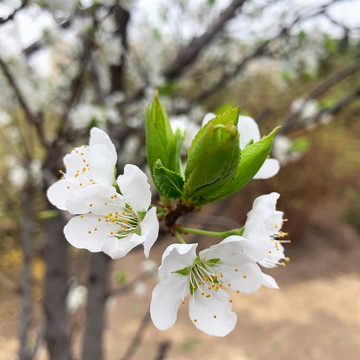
top-left (64, 214), bottom-right (113, 252)
top-left (237, 116), bottom-right (260, 149)
top-left (141, 207), bottom-right (159, 258)
top-left (117, 164), bottom-right (151, 212)
top-left (265, 210), bottom-right (284, 233)
top-left (89, 143), bottom-right (117, 185)
top-left (220, 236), bottom-right (269, 263)
top-left (102, 233), bottom-right (144, 259)
top-left (69, 184), bottom-right (124, 215)
top-left (47, 179), bottom-right (71, 210)
top-left (150, 273), bottom-right (189, 330)
top-left (63, 146), bottom-right (90, 177)
top-left (253, 158), bottom-right (280, 179)
top-left (259, 241), bottom-right (285, 268)
top-left (261, 273), bottom-right (279, 289)
top-left (216, 260), bottom-right (263, 294)
top-left (65, 194), bottom-right (90, 214)
top-left (201, 112), bottom-right (216, 127)
top-left (89, 127), bottom-right (117, 159)
top-left (189, 289), bottom-right (237, 337)
top-left (158, 243), bottom-right (197, 279)
top-left (246, 192), bottom-right (280, 224)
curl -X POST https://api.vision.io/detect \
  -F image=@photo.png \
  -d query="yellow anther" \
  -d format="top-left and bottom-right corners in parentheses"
top-left (211, 284), bottom-right (215, 288)
top-left (208, 286), bottom-right (211, 290)
top-left (89, 204), bottom-right (93, 207)
top-left (105, 202), bottom-right (108, 205)
top-left (182, 300), bottom-right (185, 304)
top-left (275, 224), bottom-right (278, 228)
top-left (110, 232), bottom-right (113, 235)
top-left (122, 212), bottom-right (125, 215)
top-left (111, 196), bottom-right (114, 199)
top-left (285, 257), bottom-right (290, 262)
top-left (83, 167), bottom-right (86, 171)
top-left (198, 281), bottom-right (202, 285)
top-left (235, 268), bottom-right (238, 272)
top-left (67, 186), bottom-right (70, 189)
top-left (88, 230), bottom-right (91, 234)
top-left (275, 265), bottom-right (279, 268)
top-left (122, 229), bottom-right (126, 232)
top-left (228, 283), bottom-right (231, 287)
top-left (206, 294), bottom-right (210, 298)
top-left (229, 299), bottom-right (232, 303)
top-left (214, 275), bottom-right (217, 280)
top-left (94, 228), bottom-right (98, 231)
top-left (236, 290), bottom-right (239, 293)
top-left (194, 319), bottom-right (197, 322)
top-left (61, 176), bottom-right (64, 179)
top-left (98, 218), bottom-right (101, 221)
top-left (83, 159), bottom-right (86, 163)
top-left (192, 286), bottom-right (196, 290)
top-left (58, 170), bottom-right (63, 173)
top-left (243, 275), bottom-right (247, 278)
top-left (114, 194), bottom-right (117, 197)
top-left (281, 262), bottom-right (286, 267)
top-left (201, 292), bottom-right (205, 295)
top-left (269, 251), bottom-right (272, 254)
top-left (213, 315), bottom-right (217, 319)
top-left (80, 183), bottom-right (83, 186)
top-left (81, 152), bottom-right (84, 155)
top-left (80, 215), bottom-right (84, 218)
top-left (115, 212), bottom-right (118, 214)
top-left (129, 206), bottom-right (132, 210)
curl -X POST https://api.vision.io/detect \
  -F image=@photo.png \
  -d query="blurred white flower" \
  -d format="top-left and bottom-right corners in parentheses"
top-left (170, 115), bottom-right (200, 152)
top-left (273, 135), bottom-right (303, 165)
top-left (133, 281), bottom-right (146, 297)
top-left (66, 284), bottom-right (88, 314)
top-left (290, 98), bottom-right (319, 119)
top-left (141, 259), bottom-right (157, 275)
top-left (0, 111), bottom-right (10, 126)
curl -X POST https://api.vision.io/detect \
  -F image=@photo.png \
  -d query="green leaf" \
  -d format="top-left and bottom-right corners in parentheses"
top-left (207, 258), bottom-right (220, 264)
top-left (197, 127), bottom-right (279, 204)
top-left (184, 121), bottom-right (240, 204)
top-left (174, 266), bottom-right (191, 276)
top-left (186, 107), bottom-right (239, 169)
top-left (153, 159), bottom-right (185, 199)
top-left (146, 92), bottom-right (177, 182)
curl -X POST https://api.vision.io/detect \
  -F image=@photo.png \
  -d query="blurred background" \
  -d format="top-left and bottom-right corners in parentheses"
top-left (0, 0), bottom-right (359, 359)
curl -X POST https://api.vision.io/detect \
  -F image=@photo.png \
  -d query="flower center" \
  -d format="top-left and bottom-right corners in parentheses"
top-left (187, 257), bottom-right (222, 296)
top-left (104, 206), bottom-right (140, 238)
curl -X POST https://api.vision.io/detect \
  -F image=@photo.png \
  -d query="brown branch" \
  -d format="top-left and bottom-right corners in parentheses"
top-left (0, 57), bottom-right (49, 148)
top-left (110, 4), bottom-right (130, 93)
top-left (0, 0), bottom-right (29, 25)
top-left (153, 341), bottom-right (171, 360)
top-left (306, 57), bottom-right (360, 100)
top-left (163, 0), bottom-right (248, 80)
top-left (54, 20), bottom-right (98, 145)
top-left (280, 87), bottom-right (360, 134)
top-left (120, 309), bottom-right (151, 360)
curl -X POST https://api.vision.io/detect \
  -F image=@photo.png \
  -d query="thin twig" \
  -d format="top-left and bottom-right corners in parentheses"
top-left (120, 309), bottom-right (151, 360)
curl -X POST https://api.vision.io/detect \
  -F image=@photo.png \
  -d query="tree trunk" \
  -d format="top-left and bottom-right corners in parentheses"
top-left (44, 214), bottom-right (72, 360)
top-left (81, 253), bottom-right (110, 360)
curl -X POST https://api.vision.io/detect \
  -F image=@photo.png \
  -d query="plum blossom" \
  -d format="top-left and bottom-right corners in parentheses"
top-left (202, 113), bottom-right (279, 179)
top-left (150, 239), bottom-right (276, 337)
top-left (47, 127), bottom-right (117, 213)
top-left (170, 115), bottom-right (200, 152)
top-left (240, 192), bottom-right (289, 269)
top-left (64, 164), bottom-right (159, 259)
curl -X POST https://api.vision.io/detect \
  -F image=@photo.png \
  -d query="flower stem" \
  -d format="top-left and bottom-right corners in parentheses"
top-left (178, 226), bottom-right (245, 239)
top-left (174, 230), bottom-right (187, 244)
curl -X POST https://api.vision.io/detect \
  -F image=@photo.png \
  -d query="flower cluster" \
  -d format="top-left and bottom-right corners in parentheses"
top-left (47, 127), bottom-right (159, 259)
top-left (47, 95), bottom-right (289, 337)
top-left (150, 192), bottom-right (289, 336)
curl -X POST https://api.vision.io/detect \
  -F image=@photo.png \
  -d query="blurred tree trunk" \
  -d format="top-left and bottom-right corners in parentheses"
top-left (44, 214), bottom-right (72, 360)
top-left (81, 253), bottom-right (110, 360)
top-left (18, 185), bottom-right (34, 360)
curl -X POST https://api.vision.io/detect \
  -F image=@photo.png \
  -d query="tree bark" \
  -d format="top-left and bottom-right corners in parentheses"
top-left (81, 253), bottom-right (111, 360)
top-left (18, 185), bottom-right (34, 360)
top-left (44, 214), bottom-right (72, 360)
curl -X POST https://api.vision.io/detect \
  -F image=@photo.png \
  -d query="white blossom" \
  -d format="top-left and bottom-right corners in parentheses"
top-left (63, 164), bottom-right (159, 259)
top-left (47, 127), bottom-right (117, 213)
top-left (151, 240), bottom-right (275, 336)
